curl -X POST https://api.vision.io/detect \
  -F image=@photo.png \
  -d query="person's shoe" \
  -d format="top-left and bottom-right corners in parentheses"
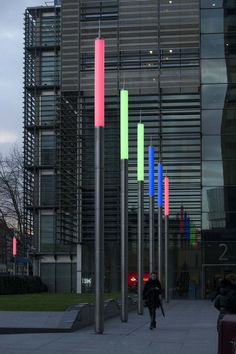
top-left (149, 324), bottom-right (153, 330)
top-left (153, 321), bottom-right (156, 328)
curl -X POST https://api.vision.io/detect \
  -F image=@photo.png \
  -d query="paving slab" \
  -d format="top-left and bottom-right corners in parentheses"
top-left (0, 300), bottom-right (218, 354)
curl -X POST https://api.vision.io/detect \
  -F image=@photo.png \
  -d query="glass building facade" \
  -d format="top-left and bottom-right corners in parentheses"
top-left (201, 0), bottom-right (236, 297)
top-left (23, 0), bottom-right (236, 297)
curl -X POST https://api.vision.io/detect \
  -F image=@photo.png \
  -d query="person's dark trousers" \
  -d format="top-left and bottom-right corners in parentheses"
top-left (148, 307), bottom-right (156, 328)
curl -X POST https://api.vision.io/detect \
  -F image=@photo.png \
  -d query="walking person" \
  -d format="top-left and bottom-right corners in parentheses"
top-left (143, 272), bottom-right (162, 330)
top-left (214, 273), bottom-right (236, 331)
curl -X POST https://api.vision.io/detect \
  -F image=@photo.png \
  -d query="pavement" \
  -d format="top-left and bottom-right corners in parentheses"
top-left (0, 300), bottom-right (218, 354)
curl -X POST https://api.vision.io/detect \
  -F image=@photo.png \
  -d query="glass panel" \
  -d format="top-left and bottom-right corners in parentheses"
top-left (56, 263), bottom-right (73, 293)
top-left (221, 134), bottom-right (236, 159)
top-left (41, 135), bottom-right (56, 165)
top-left (225, 33), bottom-right (236, 57)
top-left (224, 8), bottom-right (236, 33)
top-left (202, 161), bottom-right (224, 186)
top-left (41, 55), bottom-right (59, 86)
top-left (202, 59), bottom-right (227, 83)
top-left (202, 110), bottom-right (223, 134)
top-left (201, 34), bottom-right (225, 58)
top-left (40, 263), bottom-right (55, 292)
top-left (40, 214), bottom-right (54, 251)
top-left (40, 175), bottom-right (56, 206)
top-left (201, 9), bottom-right (224, 33)
top-left (226, 58), bottom-right (236, 84)
top-left (201, 0), bottom-right (223, 8)
top-left (41, 16), bottom-right (60, 46)
top-left (40, 95), bottom-right (57, 125)
top-left (202, 136), bottom-right (222, 160)
top-left (202, 186), bottom-right (236, 212)
top-left (203, 212), bottom-right (236, 229)
top-left (202, 186), bottom-right (226, 214)
top-left (202, 109), bottom-right (236, 135)
top-left (202, 84), bottom-right (227, 109)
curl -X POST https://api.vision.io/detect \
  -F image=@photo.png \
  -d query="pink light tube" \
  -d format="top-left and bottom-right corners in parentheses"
top-left (94, 38), bottom-right (105, 127)
top-left (13, 236), bottom-right (17, 257)
top-left (164, 176), bottom-right (169, 216)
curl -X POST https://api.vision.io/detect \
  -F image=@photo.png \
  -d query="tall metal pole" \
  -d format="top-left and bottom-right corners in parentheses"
top-left (158, 206), bottom-right (162, 285)
top-left (164, 175), bottom-right (169, 303)
top-left (148, 145), bottom-right (155, 274)
top-left (158, 162), bottom-right (163, 286)
top-left (94, 36), bottom-right (105, 334)
top-left (120, 89), bottom-right (129, 322)
top-left (164, 215), bottom-right (169, 302)
top-left (121, 159), bottom-right (128, 321)
top-left (138, 181), bottom-right (144, 315)
top-left (149, 196), bottom-right (154, 273)
top-left (95, 127), bottom-right (104, 333)
top-left (137, 122), bottom-right (144, 315)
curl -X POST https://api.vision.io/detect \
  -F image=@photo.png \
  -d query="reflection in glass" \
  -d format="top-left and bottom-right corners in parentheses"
top-left (201, 9), bottom-right (224, 33)
top-left (202, 187), bottom-right (226, 228)
top-left (224, 33), bottom-right (236, 57)
top-left (202, 136), bottom-right (222, 160)
top-left (202, 85), bottom-right (227, 109)
top-left (202, 59), bottom-right (227, 83)
top-left (224, 10), bottom-right (236, 34)
top-left (202, 161), bottom-right (224, 186)
top-left (201, 34), bottom-right (225, 58)
top-left (202, 186), bottom-right (236, 213)
top-left (201, 0), bottom-right (223, 8)
top-left (202, 110), bottom-right (236, 135)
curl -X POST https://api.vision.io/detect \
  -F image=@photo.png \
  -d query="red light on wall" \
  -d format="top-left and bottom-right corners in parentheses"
top-left (13, 236), bottom-right (17, 257)
top-left (128, 272), bottom-right (150, 287)
top-left (94, 38), bottom-right (105, 127)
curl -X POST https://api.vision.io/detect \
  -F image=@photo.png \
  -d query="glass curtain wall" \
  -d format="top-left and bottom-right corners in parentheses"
top-left (201, 0), bottom-right (236, 298)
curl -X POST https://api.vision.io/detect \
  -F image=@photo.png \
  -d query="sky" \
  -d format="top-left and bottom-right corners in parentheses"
top-left (0, 0), bottom-right (46, 156)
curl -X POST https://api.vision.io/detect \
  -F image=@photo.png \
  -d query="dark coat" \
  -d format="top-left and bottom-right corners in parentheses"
top-left (143, 279), bottom-right (162, 309)
top-left (214, 281), bottom-right (236, 313)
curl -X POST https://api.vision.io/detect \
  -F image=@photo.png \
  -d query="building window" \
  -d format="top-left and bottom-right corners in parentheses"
top-left (40, 174), bottom-right (56, 206)
top-left (41, 53), bottom-right (60, 86)
top-left (40, 214), bottom-right (55, 252)
top-left (41, 15), bottom-right (60, 47)
top-left (40, 94), bottom-right (57, 125)
top-left (41, 134), bottom-right (56, 166)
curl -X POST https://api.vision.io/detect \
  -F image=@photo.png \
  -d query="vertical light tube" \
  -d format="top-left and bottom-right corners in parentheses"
top-left (137, 123), bottom-right (144, 315)
top-left (149, 146), bottom-right (155, 273)
top-left (95, 38), bottom-right (105, 127)
top-left (164, 176), bottom-right (169, 303)
top-left (120, 90), bottom-right (128, 159)
top-left (120, 89), bottom-right (128, 322)
top-left (13, 236), bottom-right (17, 257)
top-left (13, 236), bottom-right (17, 275)
top-left (148, 147), bottom-right (155, 198)
top-left (164, 176), bottom-right (169, 217)
top-left (138, 124), bottom-right (144, 181)
top-left (94, 37), bottom-right (105, 334)
top-left (158, 162), bottom-right (163, 286)
top-left (158, 163), bottom-right (163, 208)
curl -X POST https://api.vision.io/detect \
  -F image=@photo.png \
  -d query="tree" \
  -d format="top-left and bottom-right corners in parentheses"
top-left (0, 145), bottom-right (24, 250)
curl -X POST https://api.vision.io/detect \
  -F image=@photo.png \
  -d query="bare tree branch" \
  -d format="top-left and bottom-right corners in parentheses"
top-left (0, 145), bottom-right (24, 249)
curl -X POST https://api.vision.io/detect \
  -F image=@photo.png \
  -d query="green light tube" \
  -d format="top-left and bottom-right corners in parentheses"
top-left (137, 123), bottom-right (144, 181)
top-left (120, 90), bottom-right (129, 160)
